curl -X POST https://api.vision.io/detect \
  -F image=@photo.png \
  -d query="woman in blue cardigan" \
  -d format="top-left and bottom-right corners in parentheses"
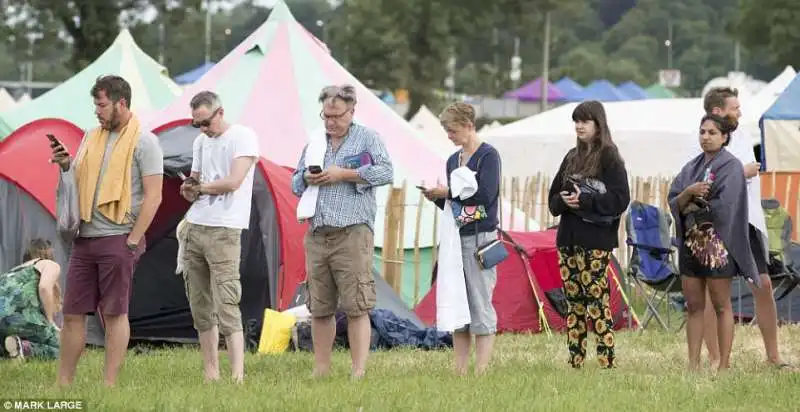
top-left (421, 102), bottom-right (502, 376)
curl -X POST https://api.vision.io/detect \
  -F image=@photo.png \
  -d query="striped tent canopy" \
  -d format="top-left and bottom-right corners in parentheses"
top-left (0, 29), bottom-right (182, 139)
top-left (145, 0), bottom-right (537, 253)
top-left (146, 1), bottom-right (447, 183)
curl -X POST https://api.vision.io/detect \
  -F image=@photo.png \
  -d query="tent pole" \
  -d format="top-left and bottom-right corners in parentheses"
top-left (205, 0), bottom-right (212, 65)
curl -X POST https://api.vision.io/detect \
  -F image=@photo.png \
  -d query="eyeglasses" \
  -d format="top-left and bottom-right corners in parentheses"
top-left (320, 108), bottom-right (352, 121)
top-left (192, 107), bottom-right (221, 128)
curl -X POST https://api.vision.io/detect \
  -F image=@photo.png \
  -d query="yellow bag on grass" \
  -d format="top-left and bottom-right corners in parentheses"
top-left (257, 309), bottom-right (297, 354)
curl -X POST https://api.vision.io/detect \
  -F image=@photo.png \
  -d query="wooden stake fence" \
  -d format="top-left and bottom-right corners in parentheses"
top-left (376, 171), bottom-right (800, 302)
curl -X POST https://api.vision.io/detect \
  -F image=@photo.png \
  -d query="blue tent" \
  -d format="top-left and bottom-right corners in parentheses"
top-left (571, 80), bottom-right (630, 102)
top-left (554, 77), bottom-right (583, 101)
top-left (617, 81), bottom-right (649, 100)
top-left (174, 62), bottom-right (216, 85)
top-left (759, 73), bottom-right (800, 169)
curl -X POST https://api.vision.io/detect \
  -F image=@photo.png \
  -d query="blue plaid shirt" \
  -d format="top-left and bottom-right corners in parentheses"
top-left (291, 123), bottom-right (394, 233)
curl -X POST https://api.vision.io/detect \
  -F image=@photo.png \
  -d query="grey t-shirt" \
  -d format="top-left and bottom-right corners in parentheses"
top-left (74, 130), bottom-right (164, 238)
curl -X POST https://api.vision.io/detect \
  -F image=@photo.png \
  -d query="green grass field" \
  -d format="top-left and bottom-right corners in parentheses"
top-left (2, 325), bottom-right (799, 412)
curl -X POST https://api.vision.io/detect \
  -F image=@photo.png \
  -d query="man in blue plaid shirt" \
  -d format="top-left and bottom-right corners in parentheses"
top-left (291, 84), bottom-right (393, 380)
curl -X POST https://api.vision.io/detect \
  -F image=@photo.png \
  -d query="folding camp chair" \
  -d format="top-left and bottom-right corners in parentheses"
top-left (625, 201), bottom-right (683, 331)
top-left (742, 199), bottom-right (800, 324)
top-left (762, 199), bottom-right (800, 293)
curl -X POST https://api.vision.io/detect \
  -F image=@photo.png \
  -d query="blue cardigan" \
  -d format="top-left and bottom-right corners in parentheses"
top-left (434, 143), bottom-right (501, 236)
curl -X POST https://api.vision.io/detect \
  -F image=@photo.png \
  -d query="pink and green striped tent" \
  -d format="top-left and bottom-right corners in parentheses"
top-left (145, 1), bottom-right (447, 185)
top-left (0, 30), bottom-right (182, 140)
top-left (144, 1), bottom-right (537, 304)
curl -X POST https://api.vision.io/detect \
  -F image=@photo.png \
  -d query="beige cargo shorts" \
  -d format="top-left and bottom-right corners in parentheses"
top-left (182, 222), bottom-right (243, 336)
top-left (303, 224), bottom-right (376, 318)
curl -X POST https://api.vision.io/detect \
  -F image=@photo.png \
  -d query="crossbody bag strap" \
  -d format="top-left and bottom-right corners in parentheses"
top-left (472, 149), bottom-right (502, 247)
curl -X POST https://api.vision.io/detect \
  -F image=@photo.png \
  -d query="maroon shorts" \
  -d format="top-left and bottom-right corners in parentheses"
top-left (62, 234), bottom-right (145, 316)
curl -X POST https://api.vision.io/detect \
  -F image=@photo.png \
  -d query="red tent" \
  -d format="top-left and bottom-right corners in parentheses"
top-left (1, 117), bottom-right (423, 347)
top-left (414, 229), bottom-right (639, 334)
top-left (0, 118), bottom-right (308, 345)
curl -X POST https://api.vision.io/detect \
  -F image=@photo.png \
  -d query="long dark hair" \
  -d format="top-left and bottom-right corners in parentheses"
top-left (700, 114), bottom-right (736, 147)
top-left (563, 100), bottom-right (623, 183)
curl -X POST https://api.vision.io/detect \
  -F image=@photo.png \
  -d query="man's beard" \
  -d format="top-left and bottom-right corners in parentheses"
top-left (724, 113), bottom-right (739, 129)
top-left (101, 107), bottom-right (121, 131)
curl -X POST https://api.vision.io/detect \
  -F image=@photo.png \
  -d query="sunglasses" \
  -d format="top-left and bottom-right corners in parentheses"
top-left (192, 107), bottom-right (221, 128)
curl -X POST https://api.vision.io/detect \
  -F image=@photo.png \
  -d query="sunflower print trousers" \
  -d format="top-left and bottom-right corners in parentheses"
top-left (558, 246), bottom-right (615, 368)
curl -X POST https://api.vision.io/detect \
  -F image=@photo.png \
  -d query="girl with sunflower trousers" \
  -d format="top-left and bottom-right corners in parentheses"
top-left (548, 101), bottom-right (631, 369)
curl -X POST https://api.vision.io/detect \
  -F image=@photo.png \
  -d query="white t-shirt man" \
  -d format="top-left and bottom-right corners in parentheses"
top-left (185, 124), bottom-right (260, 229)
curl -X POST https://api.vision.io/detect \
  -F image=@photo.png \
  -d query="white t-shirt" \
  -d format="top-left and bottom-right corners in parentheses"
top-left (185, 124), bottom-right (260, 229)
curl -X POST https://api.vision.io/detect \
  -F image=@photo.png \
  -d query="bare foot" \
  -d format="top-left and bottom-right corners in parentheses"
top-left (350, 370), bottom-right (365, 381)
top-left (454, 367), bottom-right (467, 377)
top-left (769, 362), bottom-right (798, 372)
top-left (312, 368), bottom-right (330, 379)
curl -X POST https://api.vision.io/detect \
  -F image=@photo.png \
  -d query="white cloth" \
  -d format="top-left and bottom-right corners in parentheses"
top-left (185, 124), bottom-right (260, 229)
top-left (727, 129), bottom-right (769, 244)
top-left (284, 304), bottom-right (311, 323)
top-left (436, 199), bottom-right (471, 331)
top-left (450, 166), bottom-right (478, 200)
top-left (175, 218), bottom-right (188, 275)
top-left (435, 167), bottom-right (479, 332)
top-left (296, 127), bottom-right (327, 222)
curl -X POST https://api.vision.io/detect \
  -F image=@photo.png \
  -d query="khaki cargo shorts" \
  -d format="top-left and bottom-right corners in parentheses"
top-left (303, 224), bottom-right (376, 318)
top-left (182, 222), bottom-right (243, 336)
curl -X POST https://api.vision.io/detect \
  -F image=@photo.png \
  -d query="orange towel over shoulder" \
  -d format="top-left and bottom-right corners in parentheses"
top-left (74, 115), bottom-right (141, 224)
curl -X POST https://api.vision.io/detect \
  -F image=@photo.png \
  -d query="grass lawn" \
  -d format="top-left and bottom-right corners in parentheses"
top-left (2, 325), bottom-right (800, 411)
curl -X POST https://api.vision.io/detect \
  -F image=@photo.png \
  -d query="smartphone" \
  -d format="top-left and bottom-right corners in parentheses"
top-left (46, 133), bottom-right (62, 148)
top-left (308, 165), bottom-right (322, 174)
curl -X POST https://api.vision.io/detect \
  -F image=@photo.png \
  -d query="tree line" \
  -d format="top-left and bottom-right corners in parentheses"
top-left (0, 0), bottom-right (797, 119)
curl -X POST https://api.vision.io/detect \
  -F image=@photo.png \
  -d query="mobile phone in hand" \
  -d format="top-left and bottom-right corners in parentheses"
top-left (308, 165), bottom-right (322, 174)
top-left (46, 134), bottom-right (63, 148)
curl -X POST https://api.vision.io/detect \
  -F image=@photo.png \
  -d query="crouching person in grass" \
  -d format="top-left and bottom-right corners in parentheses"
top-left (179, 91), bottom-right (259, 384)
top-left (291, 84), bottom-right (394, 380)
top-left (0, 239), bottom-right (62, 361)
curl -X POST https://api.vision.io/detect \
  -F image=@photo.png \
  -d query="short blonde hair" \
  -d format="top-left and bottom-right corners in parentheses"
top-left (439, 102), bottom-right (476, 127)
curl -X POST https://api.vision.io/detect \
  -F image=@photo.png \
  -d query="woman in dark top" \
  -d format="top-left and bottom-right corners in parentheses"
top-left (422, 102), bottom-right (501, 376)
top-left (548, 100), bottom-right (630, 369)
top-left (668, 114), bottom-right (759, 371)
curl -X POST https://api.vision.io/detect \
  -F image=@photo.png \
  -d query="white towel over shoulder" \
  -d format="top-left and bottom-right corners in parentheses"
top-left (297, 127), bottom-right (327, 222)
top-left (435, 166), bottom-right (479, 332)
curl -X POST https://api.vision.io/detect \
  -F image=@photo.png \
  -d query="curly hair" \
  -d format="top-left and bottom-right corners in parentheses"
top-left (439, 102), bottom-right (476, 128)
